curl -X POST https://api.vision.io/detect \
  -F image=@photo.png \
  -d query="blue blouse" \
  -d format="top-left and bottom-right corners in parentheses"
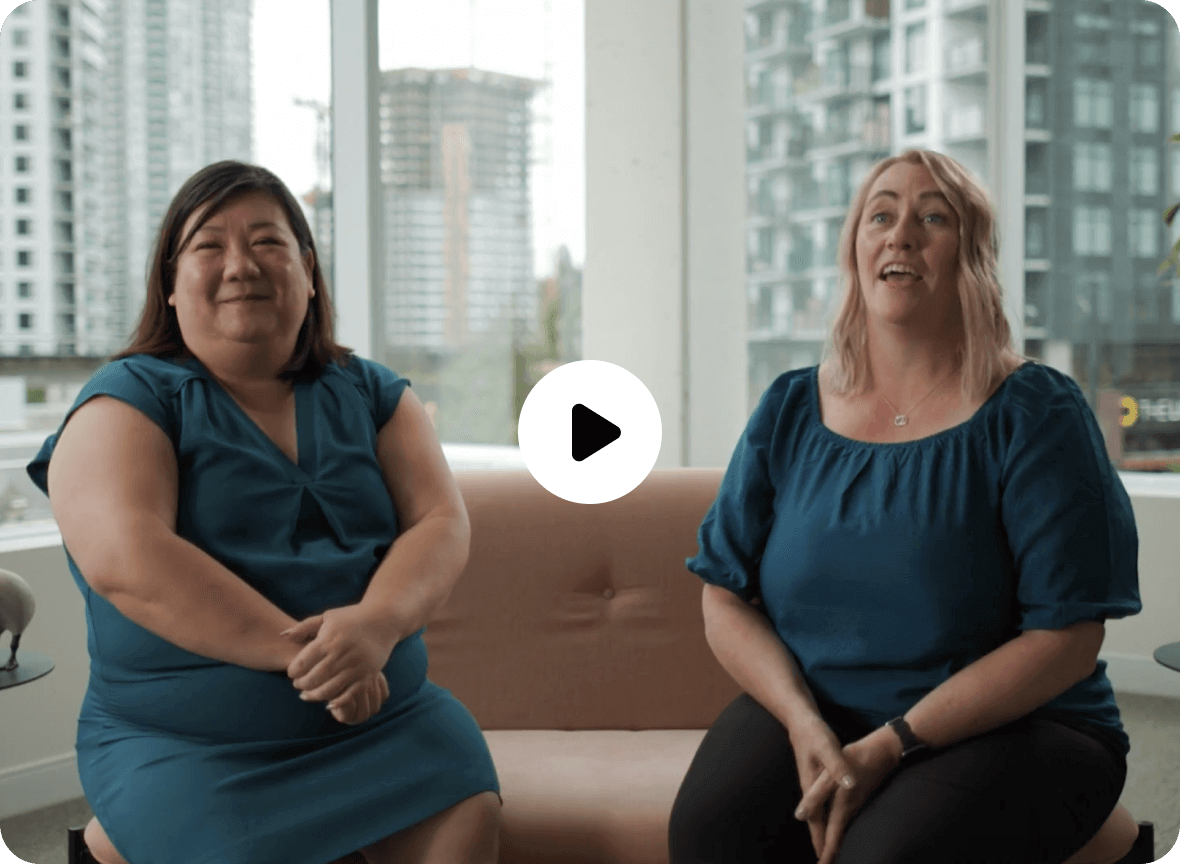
top-left (686, 363), bottom-right (1141, 755)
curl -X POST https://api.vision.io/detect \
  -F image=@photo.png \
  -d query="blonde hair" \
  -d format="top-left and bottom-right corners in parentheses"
top-left (824, 150), bottom-right (1018, 400)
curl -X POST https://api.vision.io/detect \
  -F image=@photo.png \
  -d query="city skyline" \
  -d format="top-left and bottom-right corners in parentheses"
top-left (250, 0), bottom-right (585, 278)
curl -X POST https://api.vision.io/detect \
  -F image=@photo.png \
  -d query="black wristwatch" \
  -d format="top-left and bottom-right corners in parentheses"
top-left (885, 716), bottom-right (929, 762)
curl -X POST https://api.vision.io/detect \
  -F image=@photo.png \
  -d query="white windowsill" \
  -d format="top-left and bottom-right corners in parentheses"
top-left (2, 465), bottom-right (1178, 555)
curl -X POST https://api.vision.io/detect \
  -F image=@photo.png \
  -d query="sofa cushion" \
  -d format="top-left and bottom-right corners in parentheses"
top-left (432, 470), bottom-right (741, 731)
top-left (486, 729), bottom-right (707, 864)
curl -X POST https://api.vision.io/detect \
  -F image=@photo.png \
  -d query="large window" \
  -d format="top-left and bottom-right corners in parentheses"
top-left (742, 0), bottom-right (1180, 472)
top-left (0, 0), bottom-right (331, 530)
top-left (376, 0), bottom-right (585, 446)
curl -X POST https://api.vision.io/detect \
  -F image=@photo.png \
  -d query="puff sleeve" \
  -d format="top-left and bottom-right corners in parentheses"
top-left (685, 377), bottom-right (789, 604)
top-left (1001, 376), bottom-right (1141, 631)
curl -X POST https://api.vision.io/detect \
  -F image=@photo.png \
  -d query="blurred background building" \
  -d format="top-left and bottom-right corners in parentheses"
top-left (743, 0), bottom-right (1180, 470)
top-left (0, 0), bottom-right (583, 531)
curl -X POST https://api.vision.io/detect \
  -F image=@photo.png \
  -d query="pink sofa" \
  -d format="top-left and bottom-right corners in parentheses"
top-left (428, 469), bottom-right (1146, 864)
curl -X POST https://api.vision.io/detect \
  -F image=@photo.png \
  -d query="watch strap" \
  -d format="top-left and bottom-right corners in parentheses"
top-left (885, 716), bottom-right (929, 760)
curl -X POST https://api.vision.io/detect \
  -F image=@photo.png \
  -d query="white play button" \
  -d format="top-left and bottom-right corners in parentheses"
top-left (517, 360), bottom-right (662, 504)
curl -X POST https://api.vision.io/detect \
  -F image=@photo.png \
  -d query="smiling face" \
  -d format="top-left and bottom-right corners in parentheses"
top-left (854, 161), bottom-right (962, 333)
top-left (167, 190), bottom-right (315, 363)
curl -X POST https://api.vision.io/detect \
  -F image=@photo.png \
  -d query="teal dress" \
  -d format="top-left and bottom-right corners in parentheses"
top-left (687, 363), bottom-right (1141, 755)
top-left (26, 353), bottom-right (499, 864)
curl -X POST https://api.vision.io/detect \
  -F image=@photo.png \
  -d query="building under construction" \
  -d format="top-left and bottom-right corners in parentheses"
top-left (379, 68), bottom-right (539, 353)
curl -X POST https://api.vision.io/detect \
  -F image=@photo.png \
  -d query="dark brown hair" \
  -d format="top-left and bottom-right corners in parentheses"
top-left (108, 160), bottom-right (353, 383)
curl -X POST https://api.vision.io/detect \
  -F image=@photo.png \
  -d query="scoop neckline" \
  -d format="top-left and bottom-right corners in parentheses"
top-left (809, 361), bottom-right (1035, 449)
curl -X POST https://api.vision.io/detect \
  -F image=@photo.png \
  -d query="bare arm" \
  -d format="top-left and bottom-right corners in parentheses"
top-left (701, 582), bottom-right (822, 734)
top-left (358, 387), bottom-right (471, 642)
top-left (898, 620), bottom-right (1105, 757)
top-left (48, 395), bottom-right (302, 672)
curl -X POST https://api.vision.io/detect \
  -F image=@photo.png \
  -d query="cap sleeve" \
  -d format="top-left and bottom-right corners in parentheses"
top-left (1001, 374), bottom-right (1141, 631)
top-left (685, 376), bottom-right (790, 604)
top-left (341, 356), bottom-right (411, 430)
top-left (25, 356), bottom-right (182, 496)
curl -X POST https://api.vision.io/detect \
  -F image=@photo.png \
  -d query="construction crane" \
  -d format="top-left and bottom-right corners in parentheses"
top-left (293, 97), bottom-right (331, 191)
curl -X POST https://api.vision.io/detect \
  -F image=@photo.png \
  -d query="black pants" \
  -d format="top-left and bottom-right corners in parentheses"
top-left (668, 693), bottom-right (1127, 864)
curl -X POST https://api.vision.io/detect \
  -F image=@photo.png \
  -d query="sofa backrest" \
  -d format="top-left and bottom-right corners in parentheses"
top-left (423, 468), bottom-right (743, 730)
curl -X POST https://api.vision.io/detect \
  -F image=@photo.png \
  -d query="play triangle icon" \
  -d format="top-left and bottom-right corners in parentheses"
top-left (572, 403), bottom-right (621, 462)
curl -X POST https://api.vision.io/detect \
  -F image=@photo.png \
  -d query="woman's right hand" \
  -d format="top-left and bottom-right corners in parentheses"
top-left (324, 669), bottom-right (390, 726)
top-left (785, 710), bottom-right (856, 859)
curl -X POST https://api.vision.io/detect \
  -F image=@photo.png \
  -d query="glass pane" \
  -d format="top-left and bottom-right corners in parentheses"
top-left (377, 0), bottom-right (585, 446)
top-left (743, 0), bottom-right (1180, 472)
top-left (0, 0), bottom-right (332, 532)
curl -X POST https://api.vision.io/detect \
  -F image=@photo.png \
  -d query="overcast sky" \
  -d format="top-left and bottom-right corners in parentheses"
top-left (250, 0), bottom-right (585, 277)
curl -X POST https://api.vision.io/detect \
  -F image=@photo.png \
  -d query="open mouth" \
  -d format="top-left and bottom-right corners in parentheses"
top-left (879, 267), bottom-right (922, 284)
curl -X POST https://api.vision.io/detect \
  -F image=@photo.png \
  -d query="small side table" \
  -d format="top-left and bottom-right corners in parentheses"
top-left (0, 648), bottom-right (54, 690)
top-left (1152, 642), bottom-right (1180, 674)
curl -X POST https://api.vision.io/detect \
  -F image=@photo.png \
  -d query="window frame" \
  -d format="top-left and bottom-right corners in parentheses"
top-left (330, 0), bottom-right (747, 467)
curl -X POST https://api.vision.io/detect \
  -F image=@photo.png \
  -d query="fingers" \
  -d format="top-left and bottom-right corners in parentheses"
top-left (796, 759), bottom-right (856, 822)
top-left (288, 641), bottom-right (329, 683)
top-left (281, 614), bottom-right (323, 645)
top-left (330, 675), bottom-right (379, 722)
top-left (807, 813), bottom-right (827, 860)
top-left (795, 769), bottom-right (836, 822)
top-left (329, 675), bottom-right (385, 725)
top-left (298, 668), bottom-right (354, 704)
top-left (817, 795), bottom-right (850, 864)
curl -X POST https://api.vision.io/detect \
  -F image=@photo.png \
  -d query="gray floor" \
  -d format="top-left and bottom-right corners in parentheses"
top-left (2, 693), bottom-right (1178, 864)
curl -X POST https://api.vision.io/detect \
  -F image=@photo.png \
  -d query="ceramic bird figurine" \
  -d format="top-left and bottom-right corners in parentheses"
top-left (0, 569), bottom-right (36, 672)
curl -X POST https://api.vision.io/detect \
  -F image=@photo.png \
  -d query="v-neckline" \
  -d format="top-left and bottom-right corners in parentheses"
top-left (187, 359), bottom-right (310, 473)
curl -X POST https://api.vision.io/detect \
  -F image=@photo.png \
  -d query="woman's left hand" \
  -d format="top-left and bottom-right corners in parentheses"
top-left (283, 603), bottom-right (402, 707)
top-left (794, 728), bottom-right (902, 864)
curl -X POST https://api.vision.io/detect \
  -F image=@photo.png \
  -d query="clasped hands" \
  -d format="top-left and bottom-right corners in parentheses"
top-left (280, 608), bottom-right (902, 855)
top-left (282, 603), bottom-right (401, 726)
top-left (788, 712), bottom-right (903, 864)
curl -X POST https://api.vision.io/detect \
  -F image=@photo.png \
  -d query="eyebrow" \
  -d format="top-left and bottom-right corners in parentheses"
top-left (193, 221), bottom-right (282, 233)
top-left (867, 190), bottom-right (950, 206)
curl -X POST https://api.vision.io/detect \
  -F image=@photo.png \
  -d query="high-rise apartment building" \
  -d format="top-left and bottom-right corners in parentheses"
top-left (0, 0), bottom-right (251, 358)
top-left (0, 0), bottom-right (252, 361)
top-left (379, 67), bottom-right (538, 353)
top-left (744, 0), bottom-right (1180, 470)
top-left (102, 0), bottom-right (252, 346)
top-left (1, 0), bottom-right (106, 358)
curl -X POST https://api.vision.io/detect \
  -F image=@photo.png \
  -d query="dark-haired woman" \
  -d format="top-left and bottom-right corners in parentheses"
top-left (27, 161), bottom-right (499, 864)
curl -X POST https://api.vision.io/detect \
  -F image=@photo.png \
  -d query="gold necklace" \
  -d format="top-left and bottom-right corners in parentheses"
top-left (878, 364), bottom-right (961, 427)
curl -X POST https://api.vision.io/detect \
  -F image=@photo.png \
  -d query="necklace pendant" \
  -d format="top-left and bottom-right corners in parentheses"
top-left (893, 415), bottom-right (908, 427)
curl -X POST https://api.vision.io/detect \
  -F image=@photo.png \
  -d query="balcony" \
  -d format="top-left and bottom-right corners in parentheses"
top-left (747, 136), bottom-right (811, 173)
top-left (944, 0), bottom-right (987, 19)
top-left (946, 38), bottom-right (987, 82)
top-left (808, 0), bottom-right (888, 44)
top-left (946, 104), bottom-right (986, 143)
top-left (795, 63), bottom-right (872, 104)
top-left (746, 25), bottom-right (812, 63)
top-left (806, 118), bottom-right (890, 161)
top-left (789, 184), bottom-right (852, 221)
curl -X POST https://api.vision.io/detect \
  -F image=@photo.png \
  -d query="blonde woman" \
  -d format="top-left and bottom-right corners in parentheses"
top-left (670, 150), bottom-right (1140, 864)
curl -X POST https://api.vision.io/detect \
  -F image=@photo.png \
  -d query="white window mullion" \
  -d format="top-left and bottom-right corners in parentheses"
top-left (330, 0), bottom-right (385, 362)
